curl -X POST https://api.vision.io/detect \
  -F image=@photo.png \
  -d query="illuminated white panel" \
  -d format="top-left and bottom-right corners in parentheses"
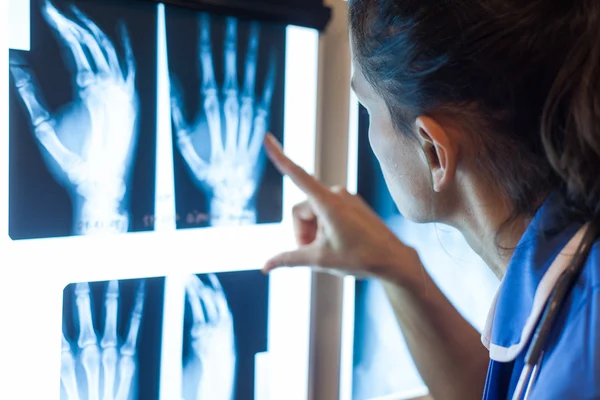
top-left (255, 351), bottom-right (271, 400)
top-left (340, 89), bottom-right (360, 400)
top-left (8, 0), bottom-right (30, 51)
top-left (267, 24), bottom-right (318, 400)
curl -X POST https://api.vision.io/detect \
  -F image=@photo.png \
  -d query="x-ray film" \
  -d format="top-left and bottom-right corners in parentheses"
top-left (8, 0), bottom-right (158, 240)
top-left (166, 6), bottom-right (285, 230)
top-left (61, 278), bottom-right (164, 400)
top-left (181, 271), bottom-right (269, 400)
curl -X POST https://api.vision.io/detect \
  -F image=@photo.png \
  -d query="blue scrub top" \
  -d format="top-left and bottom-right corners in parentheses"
top-left (482, 192), bottom-right (600, 399)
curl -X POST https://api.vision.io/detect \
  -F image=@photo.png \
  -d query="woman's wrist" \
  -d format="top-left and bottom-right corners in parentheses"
top-left (377, 245), bottom-right (428, 293)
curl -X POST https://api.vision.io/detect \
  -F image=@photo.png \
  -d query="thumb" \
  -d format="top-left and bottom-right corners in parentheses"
top-left (262, 245), bottom-right (321, 273)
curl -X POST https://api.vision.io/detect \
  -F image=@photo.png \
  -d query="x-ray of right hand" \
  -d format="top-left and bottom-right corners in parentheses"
top-left (171, 15), bottom-right (276, 226)
top-left (10, 0), bottom-right (138, 218)
top-left (182, 274), bottom-right (237, 400)
top-left (61, 281), bottom-right (145, 400)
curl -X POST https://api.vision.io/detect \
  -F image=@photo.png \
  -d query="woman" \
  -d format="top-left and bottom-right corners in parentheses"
top-left (262, 0), bottom-right (600, 399)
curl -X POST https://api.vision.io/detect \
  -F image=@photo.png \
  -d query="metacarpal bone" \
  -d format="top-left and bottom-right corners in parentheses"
top-left (61, 333), bottom-right (79, 400)
top-left (81, 344), bottom-right (101, 400)
top-left (114, 356), bottom-right (135, 400)
top-left (101, 347), bottom-right (118, 400)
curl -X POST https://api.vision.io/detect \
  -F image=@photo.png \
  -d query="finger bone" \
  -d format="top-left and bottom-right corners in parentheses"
top-left (120, 282), bottom-right (145, 357)
top-left (75, 283), bottom-right (98, 349)
top-left (101, 281), bottom-right (119, 349)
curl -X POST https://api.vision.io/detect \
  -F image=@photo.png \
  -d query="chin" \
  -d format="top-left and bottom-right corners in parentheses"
top-left (390, 191), bottom-right (433, 224)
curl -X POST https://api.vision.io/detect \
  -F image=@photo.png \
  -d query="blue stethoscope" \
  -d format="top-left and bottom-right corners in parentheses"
top-left (512, 223), bottom-right (593, 400)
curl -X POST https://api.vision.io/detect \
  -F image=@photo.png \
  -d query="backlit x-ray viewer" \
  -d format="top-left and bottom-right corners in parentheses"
top-left (3, 0), bottom-right (319, 399)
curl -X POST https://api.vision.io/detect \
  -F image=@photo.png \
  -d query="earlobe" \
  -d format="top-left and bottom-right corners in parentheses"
top-left (415, 116), bottom-right (456, 193)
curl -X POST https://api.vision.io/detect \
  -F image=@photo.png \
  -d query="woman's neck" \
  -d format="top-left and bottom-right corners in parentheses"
top-left (445, 186), bottom-right (532, 280)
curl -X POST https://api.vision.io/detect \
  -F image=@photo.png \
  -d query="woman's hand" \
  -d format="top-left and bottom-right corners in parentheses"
top-left (262, 133), bottom-right (422, 285)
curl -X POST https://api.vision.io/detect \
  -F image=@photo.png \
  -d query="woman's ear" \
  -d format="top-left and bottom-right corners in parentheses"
top-left (416, 116), bottom-right (457, 193)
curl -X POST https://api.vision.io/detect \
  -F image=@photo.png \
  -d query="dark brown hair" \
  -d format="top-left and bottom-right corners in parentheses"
top-left (349, 0), bottom-right (600, 260)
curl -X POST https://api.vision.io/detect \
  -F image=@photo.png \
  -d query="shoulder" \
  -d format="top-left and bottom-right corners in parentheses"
top-left (580, 240), bottom-right (600, 289)
top-left (530, 253), bottom-right (600, 399)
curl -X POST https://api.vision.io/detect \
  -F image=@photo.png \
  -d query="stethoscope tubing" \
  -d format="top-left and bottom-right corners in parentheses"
top-left (511, 223), bottom-right (593, 400)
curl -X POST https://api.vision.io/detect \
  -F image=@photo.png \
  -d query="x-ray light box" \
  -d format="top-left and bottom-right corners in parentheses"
top-left (1, 0), bottom-right (318, 399)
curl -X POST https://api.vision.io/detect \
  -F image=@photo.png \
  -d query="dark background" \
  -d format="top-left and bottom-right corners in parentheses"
top-left (62, 277), bottom-right (165, 400)
top-left (166, 6), bottom-right (286, 229)
top-left (182, 271), bottom-right (270, 400)
top-left (355, 105), bottom-right (399, 221)
top-left (8, 0), bottom-right (158, 240)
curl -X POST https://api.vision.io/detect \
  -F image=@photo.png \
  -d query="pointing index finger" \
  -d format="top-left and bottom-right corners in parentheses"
top-left (264, 133), bottom-right (330, 201)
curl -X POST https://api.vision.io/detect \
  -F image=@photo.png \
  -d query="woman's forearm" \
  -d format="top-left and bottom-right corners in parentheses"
top-left (382, 263), bottom-right (489, 400)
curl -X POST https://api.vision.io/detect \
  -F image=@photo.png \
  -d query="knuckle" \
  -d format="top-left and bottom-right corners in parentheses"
top-left (330, 185), bottom-right (349, 195)
top-left (292, 200), bottom-right (309, 214)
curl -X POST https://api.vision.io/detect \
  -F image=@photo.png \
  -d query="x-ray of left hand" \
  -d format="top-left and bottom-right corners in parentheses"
top-left (61, 281), bottom-right (145, 400)
top-left (10, 0), bottom-right (138, 220)
top-left (182, 274), bottom-right (237, 400)
top-left (171, 15), bottom-right (276, 226)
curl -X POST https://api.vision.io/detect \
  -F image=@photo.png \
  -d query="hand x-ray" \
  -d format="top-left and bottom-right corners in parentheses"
top-left (166, 7), bottom-right (286, 229)
top-left (61, 278), bottom-right (165, 400)
top-left (8, 0), bottom-right (158, 239)
top-left (182, 271), bottom-right (269, 400)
